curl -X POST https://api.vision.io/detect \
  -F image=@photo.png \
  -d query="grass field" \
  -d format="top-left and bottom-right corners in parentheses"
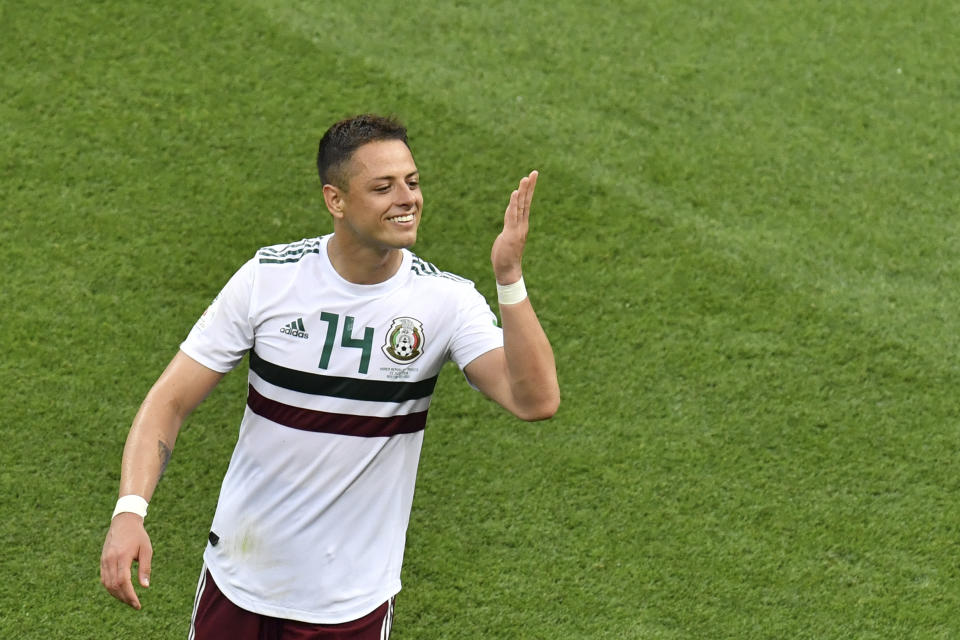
top-left (3, 0), bottom-right (960, 637)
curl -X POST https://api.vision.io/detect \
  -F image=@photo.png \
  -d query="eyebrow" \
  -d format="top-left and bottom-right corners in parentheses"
top-left (369, 170), bottom-right (419, 182)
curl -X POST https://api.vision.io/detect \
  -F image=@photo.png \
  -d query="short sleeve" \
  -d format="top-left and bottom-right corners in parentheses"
top-left (179, 258), bottom-right (257, 373)
top-left (448, 285), bottom-right (504, 370)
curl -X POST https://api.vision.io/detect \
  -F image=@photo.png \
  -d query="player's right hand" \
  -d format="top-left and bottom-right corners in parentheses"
top-left (100, 513), bottom-right (153, 610)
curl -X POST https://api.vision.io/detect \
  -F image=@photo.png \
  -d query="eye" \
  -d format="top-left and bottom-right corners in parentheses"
top-left (407, 180), bottom-right (419, 190)
top-left (374, 185), bottom-right (391, 193)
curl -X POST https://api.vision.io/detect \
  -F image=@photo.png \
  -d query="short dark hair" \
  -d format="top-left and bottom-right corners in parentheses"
top-left (317, 114), bottom-right (409, 188)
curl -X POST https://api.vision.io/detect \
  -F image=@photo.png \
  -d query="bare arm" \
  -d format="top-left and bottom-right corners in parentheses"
top-left (464, 171), bottom-right (560, 421)
top-left (100, 350), bottom-right (224, 610)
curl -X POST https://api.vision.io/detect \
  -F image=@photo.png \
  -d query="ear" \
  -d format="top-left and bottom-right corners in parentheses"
top-left (322, 184), bottom-right (346, 219)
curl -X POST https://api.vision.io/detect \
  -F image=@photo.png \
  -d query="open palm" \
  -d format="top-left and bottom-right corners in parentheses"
top-left (491, 170), bottom-right (538, 285)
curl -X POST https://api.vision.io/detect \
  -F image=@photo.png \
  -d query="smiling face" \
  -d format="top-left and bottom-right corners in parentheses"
top-left (323, 139), bottom-right (422, 254)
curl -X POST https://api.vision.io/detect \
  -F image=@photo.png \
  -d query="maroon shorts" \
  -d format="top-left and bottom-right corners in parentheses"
top-left (189, 568), bottom-right (395, 640)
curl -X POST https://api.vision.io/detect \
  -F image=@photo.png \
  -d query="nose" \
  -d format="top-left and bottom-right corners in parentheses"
top-left (396, 184), bottom-right (417, 207)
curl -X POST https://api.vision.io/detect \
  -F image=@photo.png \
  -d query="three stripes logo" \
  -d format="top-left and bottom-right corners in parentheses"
top-left (280, 317), bottom-right (309, 339)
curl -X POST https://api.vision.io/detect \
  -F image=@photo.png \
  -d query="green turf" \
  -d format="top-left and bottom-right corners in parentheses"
top-left (2, 0), bottom-right (959, 637)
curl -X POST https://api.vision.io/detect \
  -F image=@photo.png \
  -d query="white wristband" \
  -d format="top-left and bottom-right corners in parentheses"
top-left (112, 495), bottom-right (149, 520)
top-left (496, 276), bottom-right (527, 305)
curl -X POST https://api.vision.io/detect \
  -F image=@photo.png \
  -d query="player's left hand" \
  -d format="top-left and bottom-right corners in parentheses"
top-left (491, 170), bottom-right (538, 285)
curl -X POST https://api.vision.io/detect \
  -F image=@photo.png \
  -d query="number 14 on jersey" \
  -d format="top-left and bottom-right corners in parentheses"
top-left (317, 311), bottom-right (374, 375)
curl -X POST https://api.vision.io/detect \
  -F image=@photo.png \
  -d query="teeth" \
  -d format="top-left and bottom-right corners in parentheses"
top-left (391, 214), bottom-right (415, 223)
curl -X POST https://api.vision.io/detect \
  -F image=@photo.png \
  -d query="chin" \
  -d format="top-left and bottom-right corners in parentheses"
top-left (392, 228), bottom-right (418, 249)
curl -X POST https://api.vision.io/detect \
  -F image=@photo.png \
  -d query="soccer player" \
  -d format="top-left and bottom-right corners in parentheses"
top-left (100, 114), bottom-right (559, 639)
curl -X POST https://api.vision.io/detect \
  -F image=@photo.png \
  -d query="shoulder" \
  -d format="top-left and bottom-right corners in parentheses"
top-left (255, 237), bottom-right (324, 264)
top-left (405, 252), bottom-right (493, 314)
top-left (408, 253), bottom-right (474, 286)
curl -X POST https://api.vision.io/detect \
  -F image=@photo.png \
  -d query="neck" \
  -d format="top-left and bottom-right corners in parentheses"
top-left (326, 234), bottom-right (403, 285)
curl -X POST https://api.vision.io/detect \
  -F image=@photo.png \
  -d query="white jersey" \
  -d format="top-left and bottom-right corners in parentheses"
top-left (179, 235), bottom-right (503, 624)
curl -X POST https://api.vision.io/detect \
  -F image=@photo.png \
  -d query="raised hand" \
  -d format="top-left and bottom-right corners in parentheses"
top-left (491, 170), bottom-right (538, 285)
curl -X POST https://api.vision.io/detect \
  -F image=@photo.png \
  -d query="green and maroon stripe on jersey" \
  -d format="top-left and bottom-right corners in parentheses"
top-left (247, 349), bottom-right (437, 437)
top-left (246, 384), bottom-right (428, 438)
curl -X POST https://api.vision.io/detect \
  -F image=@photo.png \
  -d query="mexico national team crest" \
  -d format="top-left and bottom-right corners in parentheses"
top-left (382, 317), bottom-right (425, 365)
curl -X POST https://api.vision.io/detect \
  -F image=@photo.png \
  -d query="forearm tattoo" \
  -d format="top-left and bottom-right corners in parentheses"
top-left (158, 440), bottom-right (172, 479)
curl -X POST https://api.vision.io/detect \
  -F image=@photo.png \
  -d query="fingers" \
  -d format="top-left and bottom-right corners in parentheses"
top-left (505, 170), bottom-right (539, 228)
top-left (519, 170), bottom-right (538, 223)
top-left (102, 553), bottom-right (142, 610)
top-left (117, 558), bottom-right (143, 610)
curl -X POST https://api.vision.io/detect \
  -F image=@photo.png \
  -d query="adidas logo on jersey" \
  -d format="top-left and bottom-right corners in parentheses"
top-left (280, 318), bottom-right (309, 339)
